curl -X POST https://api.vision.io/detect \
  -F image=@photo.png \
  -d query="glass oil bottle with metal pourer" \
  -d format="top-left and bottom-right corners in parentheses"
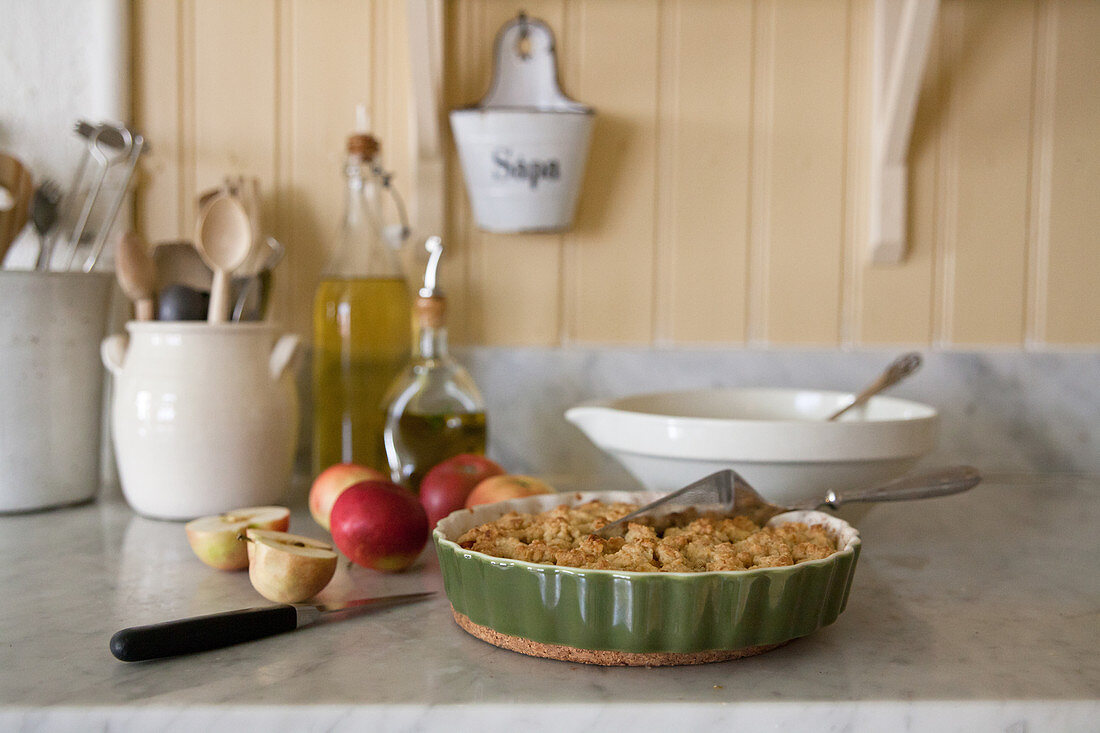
top-left (312, 107), bottom-right (412, 475)
top-left (382, 236), bottom-right (487, 491)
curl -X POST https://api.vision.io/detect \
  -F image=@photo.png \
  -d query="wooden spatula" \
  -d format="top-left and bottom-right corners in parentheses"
top-left (116, 231), bottom-right (158, 320)
top-left (0, 153), bottom-right (34, 264)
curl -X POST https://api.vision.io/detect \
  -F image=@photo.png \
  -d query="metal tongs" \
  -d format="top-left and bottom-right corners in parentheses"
top-left (594, 466), bottom-right (982, 537)
top-left (44, 120), bottom-right (146, 271)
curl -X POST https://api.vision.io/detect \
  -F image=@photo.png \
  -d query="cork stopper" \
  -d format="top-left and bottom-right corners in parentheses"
top-left (347, 133), bottom-right (379, 160)
top-left (348, 104), bottom-right (380, 159)
top-left (414, 294), bottom-right (446, 329)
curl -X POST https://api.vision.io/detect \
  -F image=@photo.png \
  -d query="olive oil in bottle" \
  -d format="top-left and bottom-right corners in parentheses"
top-left (382, 237), bottom-right (487, 491)
top-left (313, 278), bottom-right (410, 473)
top-left (312, 113), bottom-right (411, 474)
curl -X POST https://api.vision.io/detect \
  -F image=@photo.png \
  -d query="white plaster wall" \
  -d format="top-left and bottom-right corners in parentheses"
top-left (0, 0), bottom-right (128, 267)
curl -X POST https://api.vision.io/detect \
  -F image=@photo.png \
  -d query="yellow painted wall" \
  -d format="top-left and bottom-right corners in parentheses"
top-left (133, 0), bottom-right (1100, 347)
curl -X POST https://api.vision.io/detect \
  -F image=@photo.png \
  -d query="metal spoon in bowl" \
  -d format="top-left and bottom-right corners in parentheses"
top-left (594, 465), bottom-right (981, 537)
top-left (195, 193), bottom-right (252, 323)
top-left (827, 352), bottom-right (922, 421)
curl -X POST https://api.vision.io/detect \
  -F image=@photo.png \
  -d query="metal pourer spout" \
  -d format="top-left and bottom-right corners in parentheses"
top-left (420, 236), bottom-right (444, 298)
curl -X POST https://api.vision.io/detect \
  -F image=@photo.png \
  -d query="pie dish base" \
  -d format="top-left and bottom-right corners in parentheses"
top-left (453, 607), bottom-right (786, 666)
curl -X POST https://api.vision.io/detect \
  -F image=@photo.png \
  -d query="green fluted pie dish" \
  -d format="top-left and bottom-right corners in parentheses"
top-left (433, 490), bottom-right (861, 666)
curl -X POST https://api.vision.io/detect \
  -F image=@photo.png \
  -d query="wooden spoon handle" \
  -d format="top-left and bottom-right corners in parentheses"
top-left (208, 269), bottom-right (231, 323)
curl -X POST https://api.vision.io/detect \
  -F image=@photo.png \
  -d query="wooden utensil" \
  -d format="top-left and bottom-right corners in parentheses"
top-left (115, 231), bottom-right (158, 321)
top-left (0, 153), bottom-right (34, 264)
top-left (194, 194), bottom-right (252, 323)
top-left (202, 175), bottom-right (264, 274)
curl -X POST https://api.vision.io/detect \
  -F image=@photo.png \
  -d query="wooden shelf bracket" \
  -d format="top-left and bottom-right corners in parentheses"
top-left (869, 0), bottom-right (938, 264)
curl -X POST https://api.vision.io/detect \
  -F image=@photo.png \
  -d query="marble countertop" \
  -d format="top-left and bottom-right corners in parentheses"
top-left (1, 474), bottom-right (1097, 731)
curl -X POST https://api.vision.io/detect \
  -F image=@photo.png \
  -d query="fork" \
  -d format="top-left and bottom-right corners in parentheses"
top-left (32, 179), bottom-right (62, 270)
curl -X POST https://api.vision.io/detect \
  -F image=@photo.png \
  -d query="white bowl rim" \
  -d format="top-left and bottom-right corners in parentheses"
top-left (577, 387), bottom-right (936, 423)
top-left (564, 387), bottom-right (938, 462)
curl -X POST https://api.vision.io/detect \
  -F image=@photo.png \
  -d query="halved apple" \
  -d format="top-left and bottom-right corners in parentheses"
top-left (244, 528), bottom-right (338, 603)
top-left (184, 506), bottom-right (291, 570)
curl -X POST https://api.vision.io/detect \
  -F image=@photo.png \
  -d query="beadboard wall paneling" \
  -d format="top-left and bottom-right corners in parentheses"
top-left (452, 0), bottom-right (568, 346)
top-left (134, 0), bottom-right (415, 336)
top-left (655, 0), bottom-right (753, 344)
top-left (755, 0), bottom-right (850, 345)
top-left (132, 0), bottom-right (1100, 348)
top-left (935, 0), bottom-right (1035, 346)
top-left (1042, 0), bottom-right (1100, 344)
top-left (281, 0), bottom-right (376, 334)
top-left (562, 0), bottom-right (661, 344)
top-left (132, 1), bottom-right (183, 243)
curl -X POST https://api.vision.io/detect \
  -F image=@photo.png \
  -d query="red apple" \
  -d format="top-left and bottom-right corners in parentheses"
top-left (309, 463), bottom-right (387, 531)
top-left (419, 454), bottom-right (505, 527)
top-left (465, 474), bottom-right (555, 508)
top-left (330, 480), bottom-right (429, 572)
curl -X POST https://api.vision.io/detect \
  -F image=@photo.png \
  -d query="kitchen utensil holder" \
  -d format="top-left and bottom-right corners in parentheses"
top-left (0, 271), bottom-right (115, 513)
top-left (450, 12), bottom-right (594, 233)
top-left (102, 322), bottom-right (300, 520)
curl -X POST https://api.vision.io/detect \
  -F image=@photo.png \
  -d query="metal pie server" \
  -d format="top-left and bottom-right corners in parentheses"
top-left (594, 466), bottom-right (982, 537)
top-left (110, 591), bottom-right (435, 662)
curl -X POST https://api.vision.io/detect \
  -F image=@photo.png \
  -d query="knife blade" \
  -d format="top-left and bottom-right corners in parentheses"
top-left (109, 591), bottom-right (435, 662)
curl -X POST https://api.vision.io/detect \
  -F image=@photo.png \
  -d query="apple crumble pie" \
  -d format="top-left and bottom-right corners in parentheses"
top-left (456, 500), bottom-right (837, 572)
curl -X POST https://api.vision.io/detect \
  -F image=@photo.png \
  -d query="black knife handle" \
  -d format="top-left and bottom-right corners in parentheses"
top-left (110, 605), bottom-right (298, 662)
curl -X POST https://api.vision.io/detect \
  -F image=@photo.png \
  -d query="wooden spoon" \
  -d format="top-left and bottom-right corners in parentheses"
top-left (194, 193), bottom-right (252, 323)
top-left (0, 153), bottom-right (34, 264)
top-left (116, 231), bottom-right (158, 321)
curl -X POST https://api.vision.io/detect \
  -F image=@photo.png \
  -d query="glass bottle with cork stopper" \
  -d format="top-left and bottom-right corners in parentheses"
top-left (381, 236), bottom-right (487, 491)
top-left (312, 106), bottom-right (412, 475)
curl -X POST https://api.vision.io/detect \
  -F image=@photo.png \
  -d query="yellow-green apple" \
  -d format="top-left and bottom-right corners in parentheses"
top-left (330, 480), bottom-right (429, 572)
top-left (465, 475), bottom-right (555, 508)
top-left (244, 528), bottom-right (338, 603)
top-left (184, 506), bottom-right (291, 570)
top-left (419, 453), bottom-right (505, 527)
top-left (309, 462), bottom-right (387, 531)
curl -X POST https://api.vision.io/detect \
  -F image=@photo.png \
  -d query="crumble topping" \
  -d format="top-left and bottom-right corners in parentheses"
top-left (456, 500), bottom-right (837, 572)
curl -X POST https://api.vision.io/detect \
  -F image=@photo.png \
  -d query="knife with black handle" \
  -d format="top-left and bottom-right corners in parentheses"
top-left (110, 592), bottom-right (435, 662)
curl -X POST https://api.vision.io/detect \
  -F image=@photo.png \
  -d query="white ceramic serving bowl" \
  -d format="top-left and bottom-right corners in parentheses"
top-left (565, 388), bottom-right (938, 507)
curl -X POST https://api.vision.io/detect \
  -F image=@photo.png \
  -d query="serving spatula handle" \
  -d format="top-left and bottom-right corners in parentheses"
top-left (820, 465), bottom-right (982, 509)
top-left (110, 604), bottom-right (298, 662)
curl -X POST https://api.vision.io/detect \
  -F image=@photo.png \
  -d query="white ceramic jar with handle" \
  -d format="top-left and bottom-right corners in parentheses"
top-left (102, 322), bottom-right (300, 520)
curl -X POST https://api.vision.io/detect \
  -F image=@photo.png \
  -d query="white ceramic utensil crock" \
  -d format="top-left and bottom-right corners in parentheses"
top-left (0, 271), bottom-right (114, 513)
top-left (102, 322), bottom-right (300, 520)
top-left (450, 13), bottom-right (594, 233)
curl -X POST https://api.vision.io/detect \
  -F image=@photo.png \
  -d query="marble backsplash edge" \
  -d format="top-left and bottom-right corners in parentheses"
top-left (291, 347), bottom-right (1099, 486)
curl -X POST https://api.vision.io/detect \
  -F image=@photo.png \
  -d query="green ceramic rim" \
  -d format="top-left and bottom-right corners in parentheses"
top-left (434, 493), bottom-right (861, 654)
